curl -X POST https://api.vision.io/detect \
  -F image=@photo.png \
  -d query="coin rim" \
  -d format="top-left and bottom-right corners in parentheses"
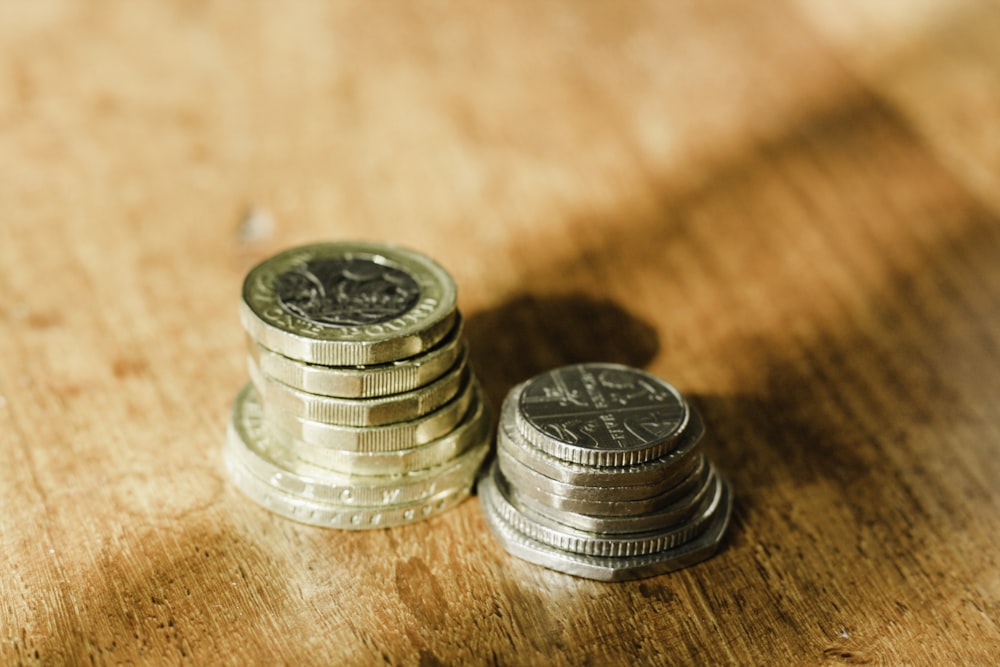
top-left (226, 451), bottom-right (472, 530)
top-left (249, 348), bottom-right (468, 426)
top-left (509, 366), bottom-right (692, 467)
top-left (479, 465), bottom-right (733, 581)
top-left (241, 242), bottom-right (458, 365)
top-left (250, 316), bottom-right (466, 398)
top-left (265, 374), bottom-right (478, 452)
top-left (497, 456), bottom-right (714, 535)
top-left (294, 392), bottom-right (491, 474)
top-left (226, 383), bottom-right (490, 504)
top-left (496, 447), bottom-right (691, 502)
top-left (498, 396), bottom-right (704, 486)
top-left (483, 462), bottom-right (723, 557)
top-left (495, 452), bottom-right (710, 517)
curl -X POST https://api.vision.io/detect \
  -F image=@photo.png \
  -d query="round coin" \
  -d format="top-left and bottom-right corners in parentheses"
top-left (266, 374), bottom-right (476, 452)
top-left (226, 452), bottom-right (472, 530)
top-left (498, 457), bottom-right (715, 535)
top-left (241, 242), bottom-right (457, 365)
top-left (496, 448), bottom-right (687, 503)
top-left (249, 348), bottom-right (468, 426)
top-left (226, 383), bottom-right (489, 505)
top-left (498, 393), bottom-right (704, 487)
top-left (497, 452), bottom-right (709, 517)
top-left (479, 466), bottom-right (733, 581)
top-left (294, 390), bottom-right (491, 475)
top-left (482, 460), bottom-right (724, 558)
top-left (513, 364), bottom-right (690, 467)
top-left (249, 315), bottom-right (465, 398)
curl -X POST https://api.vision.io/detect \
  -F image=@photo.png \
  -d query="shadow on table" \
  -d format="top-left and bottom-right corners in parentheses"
top-left (453, 82), bottom-right (1000, 662)
top-left (464, 292), bottom-right (660, 413)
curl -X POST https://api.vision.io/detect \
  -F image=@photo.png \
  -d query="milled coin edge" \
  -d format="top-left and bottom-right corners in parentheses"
top-left (479, 463), bottom-right (733, 581)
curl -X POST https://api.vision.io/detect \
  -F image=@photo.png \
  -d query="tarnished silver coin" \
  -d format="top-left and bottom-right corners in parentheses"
top-left (497, 448), bottom-right (687, 503)
top-left (498, 457), bottom-right (715, 535)
top-left (497, 450), bottom-right (710, 517)
top-left (482, 461), bottom-right (724, 558)
top-left (498, 393), bottom-right (704, 487)
top-left (225, 384), bottom-right (489, 506)
top-left (249, 315), bottom-right (465, 398)
top-left (266, 374), bottom-right (476, 452)
top-left (479, 463), bottom-right (733, 581)
top-left (496, 405), bottom-right (704, 500)
top-left (288, 388), bottom-right (490, 475)
top-left (241, 242), bottom-right (457, 365)
top-left (480, 363), bottom-right (732, 577)
top-left (249, 349), bottom-right (468, 426)
top-left (513, 364), bottom-right (690, 467)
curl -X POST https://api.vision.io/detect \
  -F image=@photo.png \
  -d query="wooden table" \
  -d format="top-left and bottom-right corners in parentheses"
top-left (2, 2), bottom-right (998, 664)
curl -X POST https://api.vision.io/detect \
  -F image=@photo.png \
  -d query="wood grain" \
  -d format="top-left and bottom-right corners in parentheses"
top-left (1, 1), bottom-right (998, 664)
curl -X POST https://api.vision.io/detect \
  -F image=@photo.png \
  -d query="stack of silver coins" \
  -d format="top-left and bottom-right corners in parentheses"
top-left (479, 363), bottom-right (732, 580)
top-left (225, 241), bottom-right (490, 529)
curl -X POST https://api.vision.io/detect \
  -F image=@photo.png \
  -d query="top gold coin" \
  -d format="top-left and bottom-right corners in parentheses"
top-left (240, 242), bottom-right (457, 365)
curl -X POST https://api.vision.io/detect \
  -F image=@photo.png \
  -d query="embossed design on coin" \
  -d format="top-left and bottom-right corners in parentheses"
top-left (240, 242), bottom-right (458, 365)
top-left (518, 363), bottom-right (687, 452)
top-left (228, 241), bottom-right (488, 530)
top-left (275, 258), bottom-right (421, 326)
top-left (482, 362), bottom-right (731, 580)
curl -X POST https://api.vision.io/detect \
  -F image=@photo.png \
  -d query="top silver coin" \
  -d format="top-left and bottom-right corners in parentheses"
top-left (241, 242), bottom-right (458, 365)
top-left (513, 363), bottom-right (690, 467)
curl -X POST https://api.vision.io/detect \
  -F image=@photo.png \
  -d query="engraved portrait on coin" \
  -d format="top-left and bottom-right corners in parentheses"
top-left (275, 258), bottom-right (421, 326)
top-left (518, 364), bottom-right (687, 451)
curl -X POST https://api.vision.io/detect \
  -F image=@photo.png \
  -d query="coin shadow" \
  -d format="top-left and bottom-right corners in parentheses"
top-left (463, 292), bottom-right (660, 413)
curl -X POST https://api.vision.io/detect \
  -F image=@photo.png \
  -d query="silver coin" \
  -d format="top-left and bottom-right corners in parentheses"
top-left (497, 393), bottom-right (704, 487)
top-left (226, 452), bottom-right (473, 530)
top-left (479, 467), bottom-right (733, 581)
top-left (497, 448), bottom-right (688, 503)
top-left (241, 242), bottom-right (457, 365)
top-left (249, 348), bottom-right (468, 426)
top-left (512, 364), bottom-right (690, 467)
top-left (497, 456), bottom-right (714, 535)
top-left (290, 388), bottom-right (490, 475)
top-left (497, 452), bottom-right (709, 517)
top-left (226, 383), bottom-right (489, 505)
top-left (482, 460), bottom-right (724, 558)
top-left (249, 315), bottom-right (466, 398)
top-left (265, 373), bottom-right (477, 452)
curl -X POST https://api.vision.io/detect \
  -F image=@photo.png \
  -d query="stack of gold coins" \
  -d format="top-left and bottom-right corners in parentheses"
top-left (479, 363), bottom-right (732, 580)
top-left (225, 242), bottom-right (490, 529)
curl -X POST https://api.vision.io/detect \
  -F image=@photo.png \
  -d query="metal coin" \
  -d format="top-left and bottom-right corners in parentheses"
top-left (249, 315), bottom-right (465, 398)
top-left (482, 461), bottom-right (724, 558)
top-left (496, 456), bottom-right (714, 535)
top-left (497, 394), bottom-right (705, 487)
top-left (241, 242), bottom-right (457, 365)
top-left (496, 448), bottom-right (688, 503)
top-left (479, 464), bottom-right (734, 581)
top-left (226, 383), bottom-right (489, 505)
top-left (249, 348), bottom-right (468, 426)
top-left (290, 388), bottom-right (490, 475)
top-left (496, 451), bottom-right (709, 517)
top-left (512, 364), bottom-right (690, 467)
top-left (226, 453), bottom-right (473, 530)
top-left (265, 373), bottom-right (476, 452)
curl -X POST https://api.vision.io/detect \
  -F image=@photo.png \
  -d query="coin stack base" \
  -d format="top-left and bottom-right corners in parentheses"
top-left (226, 242), bottom-right (489, 529)
top-left (479, 363), bottom-right (732, 581)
